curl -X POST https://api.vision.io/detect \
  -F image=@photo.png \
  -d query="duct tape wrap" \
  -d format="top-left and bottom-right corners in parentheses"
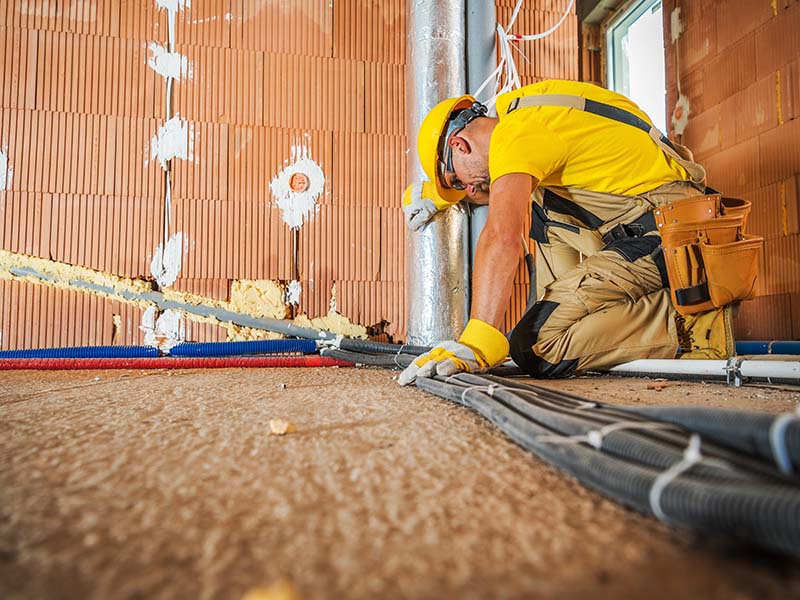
top-left (406, 0), bottom-right (470, 346)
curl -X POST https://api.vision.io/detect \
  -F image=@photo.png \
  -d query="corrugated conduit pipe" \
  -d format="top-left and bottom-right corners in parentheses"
top-left (0, 346), bottom-right (159, 359)
top-left (417, 374), bottom-right (800, 557)
top-left (170, 339), bottom-right (316, 356)
top-left (0, 356), bottom-right (354, 371)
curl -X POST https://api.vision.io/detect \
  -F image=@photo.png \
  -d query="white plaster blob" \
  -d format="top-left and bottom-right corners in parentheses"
top-left (140, 306), bottom-right (185, 352)
top-left (670, 7), bottom-right (683, 43)
top-left (150, 115), bottom-right (194, 170)
top-left (155, 0), bottom-right (191, 50)
top-left (147, 42), bottom-right (190, 80)
top-left (0, 147), bottom-right (11, 191)
top-left (285, 280), bottom-right (302, 306)
top-left (671, 94), bottom-right (690, 135)
top-left (269, 142), bottom-right (325, 230)
top-left (150, 232), bottom-right (184, 288)
top-left (155, 0), bottom-right (190, 11)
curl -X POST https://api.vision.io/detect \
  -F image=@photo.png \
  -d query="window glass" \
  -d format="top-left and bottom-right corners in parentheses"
top-left (607, 0), bottom-right (666, 132)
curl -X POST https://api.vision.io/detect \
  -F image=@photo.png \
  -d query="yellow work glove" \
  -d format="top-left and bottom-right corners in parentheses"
top-left (402, 180), bottom-right (462, 231)
top-left (398, 319), bottom-right (510, 386)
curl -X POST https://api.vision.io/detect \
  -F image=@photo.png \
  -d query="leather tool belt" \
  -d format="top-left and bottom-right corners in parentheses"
top-left (657, 194), bottom-right (764, 315)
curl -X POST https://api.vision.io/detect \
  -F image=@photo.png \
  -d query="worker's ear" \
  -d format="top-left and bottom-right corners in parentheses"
top-left (448, 135), bottom-right (471, 155)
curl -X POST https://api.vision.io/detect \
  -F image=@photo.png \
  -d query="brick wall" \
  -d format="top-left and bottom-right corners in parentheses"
top-left (0, 1), bottom-right (580, 349)
top-left (664, 0), bottom-right (800, 340)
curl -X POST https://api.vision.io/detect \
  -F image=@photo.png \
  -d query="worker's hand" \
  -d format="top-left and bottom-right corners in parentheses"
top-left (398, 319), bottom-right (510, 385)
top-left (402, 181), bottom-right (439, 231)
top-left (403, 180), bottom-right (464, 231)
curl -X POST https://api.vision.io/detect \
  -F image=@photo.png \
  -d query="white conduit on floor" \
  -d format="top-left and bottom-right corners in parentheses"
top-left (607, 359), bottom-right (800, 384)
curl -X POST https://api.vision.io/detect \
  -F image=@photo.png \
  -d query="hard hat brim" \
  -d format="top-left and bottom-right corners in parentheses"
top-left (418, 95), bottom-right (476, 205)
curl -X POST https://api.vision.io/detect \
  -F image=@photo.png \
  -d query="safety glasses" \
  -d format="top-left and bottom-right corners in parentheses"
top-left (437, 103), bottom-right (487, 191)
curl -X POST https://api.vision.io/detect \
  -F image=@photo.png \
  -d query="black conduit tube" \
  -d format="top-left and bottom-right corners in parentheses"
top-left (617, 406), bottom-right (800, 475)
top-left (448, 375), bottom-right (770, 484)
top-left (320, 348), bottom-right (416, 368)
top-left (471, 373), bottom-right (792, 482)
top-left (338, 339), bottom-right (430, 356)
top-left (416, 376), bottom-right (800, 557)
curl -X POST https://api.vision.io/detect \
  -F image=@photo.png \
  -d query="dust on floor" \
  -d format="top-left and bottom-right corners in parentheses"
top-left (1, 367), bottom-right (799, 600)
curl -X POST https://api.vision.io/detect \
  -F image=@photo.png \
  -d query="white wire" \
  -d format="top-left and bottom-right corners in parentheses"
top-left (472, 0), bottom-right (576, 110)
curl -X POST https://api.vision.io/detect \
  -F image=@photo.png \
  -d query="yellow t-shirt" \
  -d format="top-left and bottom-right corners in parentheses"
top-left (490, 80), bottom-right (688, 197)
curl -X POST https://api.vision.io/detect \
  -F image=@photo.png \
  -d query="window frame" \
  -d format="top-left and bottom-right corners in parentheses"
top-left (603, 0), bottom-right (666, 125)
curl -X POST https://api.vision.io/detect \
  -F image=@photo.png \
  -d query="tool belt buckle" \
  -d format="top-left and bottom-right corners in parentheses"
top-left (601, 224), bottom-right (629, 244)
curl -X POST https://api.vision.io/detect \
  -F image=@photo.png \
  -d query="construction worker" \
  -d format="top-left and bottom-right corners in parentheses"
top-left (399, 79), bottom-right (736, 385)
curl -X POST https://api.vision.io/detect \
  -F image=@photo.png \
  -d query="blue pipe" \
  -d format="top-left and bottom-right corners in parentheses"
top-left (0, 345), bottom-right (159, 359)
top-left (737, 341), bottom-right (800, 355)
top-left (169, 339), bottom-right (316, 357)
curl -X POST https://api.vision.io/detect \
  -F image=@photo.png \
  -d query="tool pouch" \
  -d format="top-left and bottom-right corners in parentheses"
top-left (657, 195), bottom-right (763, 315)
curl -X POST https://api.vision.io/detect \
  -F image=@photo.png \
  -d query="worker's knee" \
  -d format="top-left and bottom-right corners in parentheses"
top-left (509, 300), bottom-right (579, 379)
top-left (509, 340), bottom-right (579, 379)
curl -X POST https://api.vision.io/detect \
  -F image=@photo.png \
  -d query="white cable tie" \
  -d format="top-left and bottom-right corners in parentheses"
top-left (456, 383), bottom-right (515, 404)
top-left (460, 385), bottom-right (479, 404)
top-left (573, 401), bottom-right (598, 410)
top-left (393, 344), bottom-right (408, 368)
top-left (769, 413), bottom-right (798, 474)
top-left (317, 334), bottom-right (344, 350)
top-left (649, 434), bottom-right (703, 523)
top-left (536, 421), bottom-right (675, 450)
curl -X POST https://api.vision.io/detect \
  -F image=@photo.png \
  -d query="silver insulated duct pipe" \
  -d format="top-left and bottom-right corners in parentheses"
top-left (406, 0), bottom-right (470, 346)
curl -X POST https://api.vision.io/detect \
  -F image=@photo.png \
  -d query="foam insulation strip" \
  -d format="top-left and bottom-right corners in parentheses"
top-left (0, 250), bottom-right (367, 341)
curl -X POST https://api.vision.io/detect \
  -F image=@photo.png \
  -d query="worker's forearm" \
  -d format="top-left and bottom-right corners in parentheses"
top-left (470, 225), bottom-right (524, 330)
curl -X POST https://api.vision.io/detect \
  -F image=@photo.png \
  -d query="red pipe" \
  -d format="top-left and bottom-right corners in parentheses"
top-left (0, 356), bottom-right (355, 371)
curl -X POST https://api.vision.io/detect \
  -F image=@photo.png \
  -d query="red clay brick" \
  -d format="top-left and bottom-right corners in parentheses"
top-left (755, 1), bottom-right (800, 73)
top-left (715, 0), bottom-right (774, 52)
top-left (682, 104), bottom-right (720, 159)
top-left (703, 34), bottom-right (757, 107)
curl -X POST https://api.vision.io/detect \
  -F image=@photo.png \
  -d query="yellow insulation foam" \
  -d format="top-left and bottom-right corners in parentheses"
top-left (1, 251), bottom-right (372, 342)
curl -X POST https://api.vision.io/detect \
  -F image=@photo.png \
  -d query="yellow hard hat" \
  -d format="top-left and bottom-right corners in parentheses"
top-left (417, 94), bottom-right (477, 204)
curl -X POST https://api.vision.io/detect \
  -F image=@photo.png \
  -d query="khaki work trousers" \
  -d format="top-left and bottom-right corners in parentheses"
top-left (509, 181), bottom-right (703, 378)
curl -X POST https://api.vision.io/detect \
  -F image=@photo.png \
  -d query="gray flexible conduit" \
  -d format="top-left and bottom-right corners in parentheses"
top-left (452, 374), bottom-right (781, 484)
top-left (320, 348), bottom-right (416, 368)
top-left (338, 339), bottom-right (430, 356)
top-left (616, 406), bottom-right (800, 475)
top-left (416, 374), bottom-right (800, 557)
top-left (474, 374), bottom-right (794, 482)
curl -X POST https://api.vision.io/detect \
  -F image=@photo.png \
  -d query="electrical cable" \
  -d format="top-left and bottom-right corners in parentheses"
top-left (0, 356), bottom-right (354, 371)
top-left (448, 374), bottom-right (781, 484)
top-left (0, 345), bottom-right (159, 359)
top-left (170, 339), bottom-right (316, 357)
top-left (615, 405), bottom-right (800, 476)
top-left (415, 374), bottom-right (800, 557)
top-left (320, 348), bottom-right (417, 368)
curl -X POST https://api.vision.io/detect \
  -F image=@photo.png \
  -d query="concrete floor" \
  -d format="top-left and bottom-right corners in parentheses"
top-left (1, 366), bottom-right (799, 599)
